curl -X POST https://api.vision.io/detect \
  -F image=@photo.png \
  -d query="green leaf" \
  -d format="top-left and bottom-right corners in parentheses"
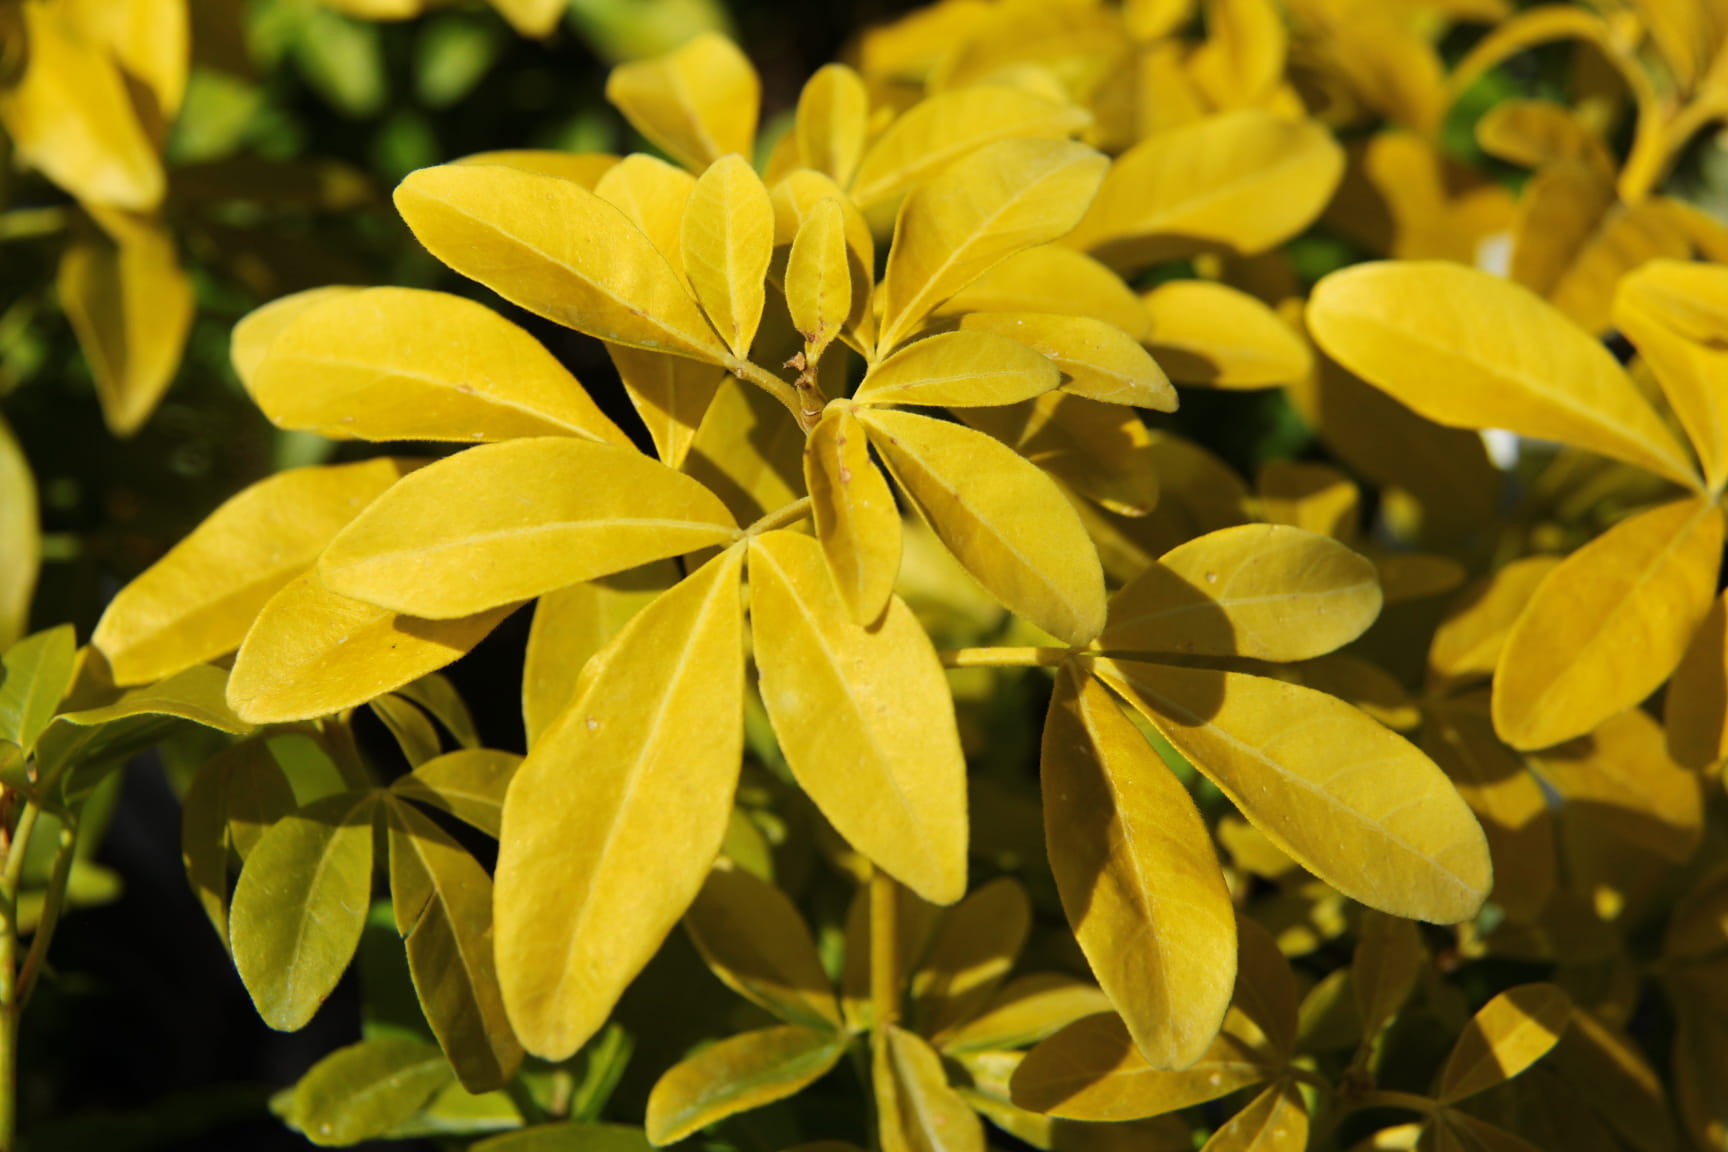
top-left (0, 412), bottom-right (38, 652)
top-left (646, 1025), bottom-right (846, 1144)
top-left (495, 547), bottom-right (746, 1059)
top-left (286, 1037), bottom-right (452, 1146)
top-left (391, 749), bottom-right (521, 839)
top-left (0, 625), bottom-right (77, 753)
top-left (319, 438), bottom-right (739, 619)
top-left (231, 790), bottom-right (380, 1031)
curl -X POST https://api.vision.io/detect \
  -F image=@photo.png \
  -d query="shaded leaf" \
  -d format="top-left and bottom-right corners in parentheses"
top-left (684, 858), bottom-right (842, 1030)
top-left (0, 625), bottom-right (77, 753)
top-left (936, 973), bottom-right (1111, 1054)
top-left (912, 877), bottom-right (1031, 1039)
top-left (647, 1026), bottom-right (845, 1144)
top-left (805, 404), bottom-right (901, 626)
top-left (1200, 1078), bottom-right (1308, 1152)
top-left (0, 414), bottom-right (38, 652)
top-left (1428, 558), bottom-right (1563, 689)
top-left (391, 748), bottom-right (520, 840)
top-left (795, 65), bottom-right (868, 188)
top-left (286, 1038), bottom-right (451, 1146)
top-left (1439, 984), bottom-right (1572, 1103)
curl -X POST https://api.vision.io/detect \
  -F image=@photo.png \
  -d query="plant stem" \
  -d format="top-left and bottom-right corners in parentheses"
top-left (729, 357), bottom-right (821, 432)
top-left (0, 799), bottom-right (39, 1152)
top-left (17, 817), bottom-right (76, 1006)
top-left (1347, 1088), bottom-right (1438, 1117)
top-left (869, 867), bottom-right (900, 1034)
top-left (939, 646), bottom-right (1073, 669)
top-left (745, 497), bottom-right (813, 536)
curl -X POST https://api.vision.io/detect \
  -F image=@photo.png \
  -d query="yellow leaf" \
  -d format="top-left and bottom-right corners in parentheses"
top-left (0, 0), bottom-right (163, 210)
top-left (452, 150), bottom-right (619, 187)
top-left (1296, 654), bottom-right (1420, 731)
top-left (1667, 588), bottom-right (1728, 769)
top-left (877, 138), bottom-right (1109, 353)
top-left (394, 163), bottom-right (730, 364)
top-left (859, 406), bottom-right (1107, 646)
top-left (94, 459), bottom-right (417, 686)
top-left (1438, 984), bottom-right (1572, 1103)
top-left (957, 313), bottom-right (1176, 409)
top-left (250, 287), bottom-right (630, 445)
top-left (1199, 1078), bottom-right (1308, 1152)
top-left (1067, 111), bottom-right (1343, 271)
top-left (935, 246), bottom-right (1151, 340)
top-left (853, 330), bottom-right (1060, 408)
top-left (786, 198), bottom-right (853, 362)
top-left (494, 546), bottom-right (746, 1059)
top-left (961, 393), bottom-right (1160, 517)
top-left (648, 1025), bottom-right (846, 1144)
top-left (805, 405), bottom-right (901, 626)
top-left (1125, 0), bottom-right (1196, 40)
top-left (385, 797), bottom-right (523, 1092)
top-left (1043, 668), bottom-right (1236, 1070)
top-left (911, 876), bottom-right (1031, 1039)
top-left (1189, 0), bottom-right (1287, 111)
top-left (749, 531), bottom-right (968, 903)
top-left (683, 859), bottom-right (843, 1030)
top-left (389, 748), bottom-right (520, 839)
top-left (1100, 524), bottom-right (1382, 662)
top-left (683, 155), bottom-right (774, 358)
top-left (1616, 260), bottom-right (1728, 492)
top-left (592, 153), bottom-right (697, 274)
top-left (1096, 659), bottom-right (1492, 923)
top-left (1256, 461), bottom-right (1358, 541)
top-left (0, 414), bottom-right (38, 651)
top-left (604, 33), bottom-right (758, 172)
top-left (1550, 1008), bottom-right (1674, 1152)
top-left (796, 64), bottom-right (869, 188)
top-left (1474, 100), bottom-right (1612, 174)
top-left (64, 0), bottom-right (188, 128)
top-left (608, 346), bottom-right (727, 470)
top-left (1493, 496), bottom-right (1724, 750)
top-left (521, 563), bottom-right (676, 747)
top-left (486, 0), bottom-right (565, 37)
top-left (1141, 281), bottom-right (1312, 389)
top-left (230, 286), bottom-right (360, 396)
top-left (59, 219), bottom-right (193, 436)
top-left (849, 86), bottom-right (1091, 216)
top-left (771, 169), bottom-right (876, 339)
top-left (878, 1026), bottom-right (985, 1152)
top-left (1308, 262), bottom-right (1700, 489)
top-left (682, 376), bottom-right (806, 526)
top-left (1427, 558), bottom-right (1564, 690)
top-left (936, 973), bottom-right (1111, 1054)
top-left (227, 574), bottom-right (514, 724)
top-left (1354, 911), bottom-right (1424, 1041)
top-left (319, 438), bottom-right (739, 619)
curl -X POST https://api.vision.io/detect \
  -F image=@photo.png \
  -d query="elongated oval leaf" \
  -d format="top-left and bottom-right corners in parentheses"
top-left (604, 33), bottom-right (757, 172)
top-left (390, 748), bottom-right (520, 839)
top-left (878, 1026), bottom-right (985, 1152)
top-left (1096, 658), bottom-right (1492, 924)
top-left (495, 547), bottom-right (746, 1059)
top-left (647, 1025), bottom-right (845, 1145)
top-left (95, 458), bottom-right (417, 686)
top-left (320, 438), bottom-right (738, 619)
top-left (1201, 1079), bottom-right (1308, 1152)
top-left (1309, 262), bottom-right (1699, 488)
top-left (1101, 524), bottom-right (1382, 662)
top-left (1667, 589), bottom-right (1728, 769)
top-left (860, 406), bottom-right (1106, 646)
top-left (936, 246), bottom-right (1150, 339)
top-left (786, 197), bottom-right (852, 362)
top-left (1142, 280), bottom-right (1312, 388)
top-left (684, 859), bottom-right (842, 1030)
top-left (251, 287), bottom-right (628, 445)
top-left (227, 573), bottom-right (514, 725)
top-left (287, 1038), bottom-right (452, 1147)
top-left (1492, 496), bottom-right (1724, 750)
top-left (594, 154), bottom-right (697, 272)
top-left (853, 330), bottom-right (1060, 408)
top-left (683, 155), bottom-right (774, 358)
top-left (959, 393), bottom-right (1160, 518)
top-left (936, 973), bottom-right (1111, 1054)
top-left (957, 313), bottom-right (1176, 410)
top-left (0, 413), bottom-right (38, 652)
top-left (231, 790), bottom-right (379, 1031)
top-left (795, 64), bottom-right (868, 187)
top-left (230, 286), bottom-right (361, 393)
top-left (0, 625), bottom-right (77, 754)
top-left (805, 405), bottom-right (901, 626)
top-left (1439, 984), bottom-right (1572, 1103)
top-left (394, 163), bottom-right (729, 364)
top-left (1615, 260), bottom-right (1728, 491)
top-left (877, 138), bottom-right (1109, 352)
top-left (1427, 557), bottom-right (1564, 689)
top-left (1042, 668), bottom-right (1236, 1070)
top-left (608, 345), bottom-right (726, 471)
top-left (911, 877), bottom-right (1031, 1039)
top-left (749, 530), bottom-right (967, 903)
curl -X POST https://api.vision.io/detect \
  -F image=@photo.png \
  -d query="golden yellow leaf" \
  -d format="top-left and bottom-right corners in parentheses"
top-left (0, 413), bottom-right (38, 651)
top-left (385, 797), bottom-right (523, 1091)
top-left (250, 287), bottom-right (629, 445)
top-left (1493, 496), bottom-right (1724, 750)
top-left (683, 859), bottom-right (843, 1030)
top-left (1308, 262), bottom-right (1700, 489)
top-left (1100, 524), bottom-right (1382, 662)
top-left (227, 573), bottom-right (514, 724)
top-left (1043, 668), bottom-right (1237, 1070)
top-left (1296, 654), bottom-right (1420, 731)
top-left (1096, 658), bottom-right (1492, 923)
top-left (1474, 100), bottom-right (1612, 174)
top-left (1068, 111), bottom-right (1343, 270)
top-left (877, 138), bottom-right (1109, 353)
top-left (64, 0), bottom-right (188, 129)
top-left (486, 0), bottom-right (564, 37)
top-left (394, 163), bottom-right (730, 364)
top-left (1199, 1078), bottom-right (1308, 1152)
top-left (749, 530), bottom-right (968, 903)
top-left (859, 406), bottom-right (1107, 646)
top-left (849, 85), bottom-right (1091, 216)
top-left (1256, 461), bottom-right (1358, 541)
top-left (521, 563), bottom-right (676, 747)
top-left (648, 1025), bottom-right (846, 1145)
top-left (608, 346), bottom-right (726, 470)
top-left (0, 0), bottom-right (163, 210)
top-left (1125, 0), bottom-right (1196, 40)
top-left (230, 286), bottom-right (360, 396)
top-left (1667, 588), bottom-right (1728, 769)
top-left (1142, 281), bottom-right (1312, 389)
top-left (936, 973), bottom-right (1111, 1054)
top-left (592, 153), bottom-right (697, 274)
top-left (683, 155), bottom-right (774, 358)
top-left (911, 877), bottom-right (1031, 1039)
top-left (786, 198), bottom-right (852, 362)
top-left (452, 150), bottom-right (619, 187)
top-left (772, 169), bottom-right (876, 339)
top-left (956, 313), bottom-right (1176, 410)
top-left (494, 546), bottom-right (746, 1059)
top-left (1189, 0), bottom-right (1287, 111)
top-left (1616, 260), bottom-right (1728, 491)
top-left (795, 64), bottom-right (869, 188)
top-left (805, 405), bottom-right (901, 626)
top-left (961, 393), bottom-right (1159, 517)
top-left (682, 376), bottom-right (806, 526)
top-left (389, 749), bottom-right (520, 839)
top-left (936, 246), bottom-right (1151, 340)
top-left (59, 219), bottom-right (193, 436)
top-left (1427, 558), bottom-right (1564, 689)
top-left (320, 438), bottom-right (739, 619)
top-left (605, 33), bottom-right (758, 172)
top-left (94, 459), bottom-right (417, 686)
top-left (878, 1025), bottom-right (985, 1152)
top-left (1438, 983), bottom-right (1572, 1103)
top-left (853, 330), bottom-right (1060, 408)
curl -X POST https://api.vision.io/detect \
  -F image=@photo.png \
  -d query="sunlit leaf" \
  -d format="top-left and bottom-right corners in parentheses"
top-left (935, 246), bottom-right (1149, 339)
top-left (286, 1038), bottom-right (452, 1146)
top-left (1199, 1078), bottom-right (1308, 1152)
top-left (1427, 558), bottom-right (1564, 690)
top-left (648, 1025), bottom-right (845, 1144)
top-left (961, 393), bottom-right (1159, 518)
top-left (878, 1025), bottom-right (985, 1152)
top-left (452, 150), bottom-right (619, 187)
top-left (786, 198), bottom-right (852, 363)
top-left (912, 877), bottom-right (1031, 1039)
top-left (605, 33), bottom-right (757, 172)
top-left (1141, 280), bottom-right (1311, 389)
top-left (795, 64), bottom-right (868, 188)
top-left (0, 414), bottom-right (38, 652)
top-left (957, 313), bottom-right (1176, 409)
top-left (1438, 984), bottom-right (1572, 1103)
top-left (935, 973), bottom-right (1111, 1054)
top-left (229, 286), bottom-right (361, 393)
top-left (608, 346), bottom-right (726, 471)
top-left (495, 547), bottom-right (745, 1059)
top-left (852, 331), bottom-right (1060, 408)
top-left (390, 748), bottom-right (520, 839)
top-left (0, 625), bottom-right (77, 753)
top-left (750, 530), bottom-right (967, 903)
top-left (805, 405), bottom-right (901, 626)
top-left (594, 153), bottom-right (697, 273)
top-left (1528, 707), bottom-right (1701, 865)
top-left (1616, 260), bottom-right (1728, 491)
top-left (683, 155), bottom-right (774, 358)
